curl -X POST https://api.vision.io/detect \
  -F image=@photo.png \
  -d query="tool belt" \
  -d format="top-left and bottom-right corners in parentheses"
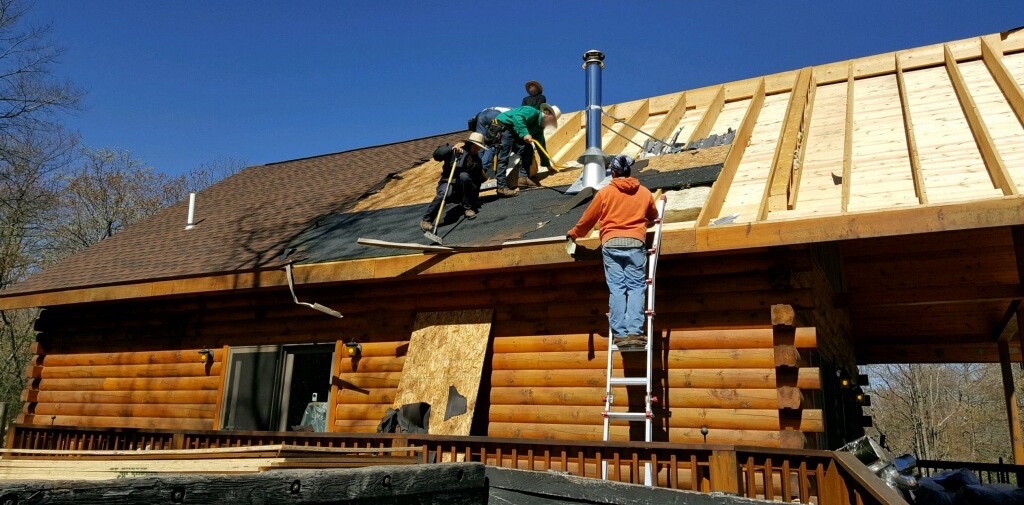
top-left (484, 119), bottom-right (506, 147)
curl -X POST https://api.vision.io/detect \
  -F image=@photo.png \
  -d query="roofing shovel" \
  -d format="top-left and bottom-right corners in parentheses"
top-left (424, 162), bottom-right (458, 244)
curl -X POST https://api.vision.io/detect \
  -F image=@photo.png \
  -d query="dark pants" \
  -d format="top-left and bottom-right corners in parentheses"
top-left (422, 172), bottom-right (479, 222)
top-left (495, 125), bottom-right (533, 189)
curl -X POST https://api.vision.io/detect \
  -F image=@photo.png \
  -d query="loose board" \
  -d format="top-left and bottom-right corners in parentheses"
top-left (393, 309), bottom-right (494, 436)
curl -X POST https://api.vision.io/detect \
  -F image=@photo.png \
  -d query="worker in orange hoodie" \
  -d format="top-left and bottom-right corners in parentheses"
top-left (566, 155), bottom-right (658, 350)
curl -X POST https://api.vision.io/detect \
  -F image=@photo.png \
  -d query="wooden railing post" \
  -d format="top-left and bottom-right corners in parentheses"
top-left (709, 449), bottom-right (741, 495)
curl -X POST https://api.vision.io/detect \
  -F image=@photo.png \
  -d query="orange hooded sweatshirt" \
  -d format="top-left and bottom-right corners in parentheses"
top-left (567, 177), bottom-right (658, 243)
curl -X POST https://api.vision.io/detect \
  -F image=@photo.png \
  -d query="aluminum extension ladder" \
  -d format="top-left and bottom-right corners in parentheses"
top-left (601, 194), bottom-right (667, 486)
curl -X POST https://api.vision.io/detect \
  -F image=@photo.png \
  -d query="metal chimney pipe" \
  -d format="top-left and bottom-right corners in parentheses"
top-left (185, 192), bottom-right (196, 230)
top-left (579, 49), bottom-right (607, 190)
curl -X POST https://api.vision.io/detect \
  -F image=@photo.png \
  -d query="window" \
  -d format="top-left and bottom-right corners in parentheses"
top-left (220, 344), bottom-right (334, 432)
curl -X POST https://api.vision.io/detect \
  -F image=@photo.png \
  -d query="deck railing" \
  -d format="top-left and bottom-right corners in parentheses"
top-left (918, 458), bottom-right (1024, 486)
top-left (6, 424), bottom-right (905, 504)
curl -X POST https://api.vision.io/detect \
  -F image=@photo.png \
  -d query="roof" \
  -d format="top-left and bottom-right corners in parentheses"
top-left (1, 131), bottom-right (466, 297)
top-left (3, 28), bottom-right (1024, 313)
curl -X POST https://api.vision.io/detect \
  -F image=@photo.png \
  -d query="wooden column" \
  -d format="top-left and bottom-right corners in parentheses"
top-left (998, 340), bottom-right (1024, 464)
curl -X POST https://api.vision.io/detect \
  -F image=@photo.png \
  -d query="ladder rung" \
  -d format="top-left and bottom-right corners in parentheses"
top-left (609, 377), bottom-right (648, 386)
top-left (602, 411), bottom-right (651, 420)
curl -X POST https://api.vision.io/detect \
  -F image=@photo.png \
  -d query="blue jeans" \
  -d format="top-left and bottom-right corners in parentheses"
top-left (421, 172), bottom-right (479, 221)
top-left (495, 125), bottom-right (533, 188)
top-left (602, 246), bottom-right (648, 338)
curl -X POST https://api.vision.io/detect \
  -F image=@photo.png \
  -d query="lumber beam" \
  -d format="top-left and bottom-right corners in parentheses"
top-left (602, 99), bottom-right (650, 154)
top-left (788, 73), bottom-right (817, 209)
top-left (981, 36), bottom-right (1024, 129)
top-left (326, 339), bottom-right (344, 432)
top-left (647, 92), bottom-right (687, 143)
top-left (546, 110), bottom-right (583, 157)
top-left (999, 340), bottom-right (1024, 463)
top-left (696, 79), bottom-right (766, 227)
top-left (759, 68), bottom-right (813, 220)
top-left (686, 85), bottom-right (726, 144)
top-left (841, 63), bottom-right (854, 212)
top-left (842, 283), bottom-right (1024, 308)
top-left (944, 44), bottom-right (1018, 196)
top-left (895, 53), bottom-right (928, 204)
top-left (558, 104), bottom-right (617, 164)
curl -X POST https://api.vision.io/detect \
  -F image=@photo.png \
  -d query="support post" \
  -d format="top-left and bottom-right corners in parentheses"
top-left (998, 340), bottom-right (1024, 464)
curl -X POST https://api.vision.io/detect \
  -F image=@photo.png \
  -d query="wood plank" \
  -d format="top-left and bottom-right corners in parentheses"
top-left (944, 44), bottom-right (1018, 196)
top-left (393, 310), bottom-right (493, 436)
top-left (326, 339), bottom-right (344, 432)
top-left (546, 110), bottom-right (584, 156)
top-left (696, 79), bottom-right (766, 226)
top-left (27, 362), bottom-right (222, 380)
top-left (603, 99), bottom-right (650, 154)
top-left (759, 68), bottom-right (813, 220)
top-left (648, 92), bottom-right (687, 143)
top-left (23, 389), bottom-right (218, 405)
top-left (788, 72), bottom-right (817, 209)
top-left (489, 387), bottom-right (783, 410)
top-left (896, 53), bottom-right (928, 204)
top-left (842, 63), bottom-right (854, 212)
top-left (687, 85), bottom-right (726, 144)
top-left (491, 368), bottom-right (822, 390)
top-left (490, 349), bottom-right (776, 370)
top-left (39, 348), bottom-right (224, 367)
top-left (982, 36), bottom-right (1024, 128)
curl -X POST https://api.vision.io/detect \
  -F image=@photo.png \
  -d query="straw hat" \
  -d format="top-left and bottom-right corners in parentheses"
top-left (540, 103), bottom-right (561, 121)
top-left (466, 132), bottom-right (487, 149)
top-left (525, 80), bottom-right (543, 94)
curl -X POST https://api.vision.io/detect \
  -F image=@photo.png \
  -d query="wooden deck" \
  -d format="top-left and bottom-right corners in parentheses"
top-left (4, 424), bottom-right (907, 504)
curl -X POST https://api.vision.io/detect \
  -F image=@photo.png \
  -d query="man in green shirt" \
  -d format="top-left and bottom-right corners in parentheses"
top-left (491, 103), bottom-right (560, 197)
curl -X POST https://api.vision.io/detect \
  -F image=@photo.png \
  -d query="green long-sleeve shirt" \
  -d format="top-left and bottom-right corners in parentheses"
top-left (496, 105), bottom-right (549, 166)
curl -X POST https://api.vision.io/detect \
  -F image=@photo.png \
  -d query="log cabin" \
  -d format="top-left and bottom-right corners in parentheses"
top-left (1, 27), bottom-right (1024, 498)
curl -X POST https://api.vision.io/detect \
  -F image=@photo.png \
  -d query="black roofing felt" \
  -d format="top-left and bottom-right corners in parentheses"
top-left (288, 163), bottom-right (722, 265)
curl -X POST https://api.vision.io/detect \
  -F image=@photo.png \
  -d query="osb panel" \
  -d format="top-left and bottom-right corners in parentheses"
top-left (393, 309), bottom-right (493, 436)
top-left (351, 159), bottom-right (444, 212)
top-left (540, 144), bottom-right (730, 188)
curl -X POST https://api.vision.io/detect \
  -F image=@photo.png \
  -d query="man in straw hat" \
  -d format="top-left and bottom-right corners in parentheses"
top-left (522, 80), bottom-right (546, 109)
top-left (419, 132), bottom-right (488, 232)
top-left (566, 155), bottom-right (658, 350)
top-left (489, 103), bottom-right (560, 197)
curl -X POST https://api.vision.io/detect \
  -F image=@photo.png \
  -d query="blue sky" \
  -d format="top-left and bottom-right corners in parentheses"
top-left (28, 0), bottom-right (1024, 175)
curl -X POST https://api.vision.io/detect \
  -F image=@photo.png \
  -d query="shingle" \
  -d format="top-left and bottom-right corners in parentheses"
top-left (3, 131), bottom-right (467, 296)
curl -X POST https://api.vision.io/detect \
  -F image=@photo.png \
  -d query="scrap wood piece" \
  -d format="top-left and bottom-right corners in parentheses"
top-left (393, 309), bottom-right (494, 436)
top-left (356, 235), bottom-right (566, 253)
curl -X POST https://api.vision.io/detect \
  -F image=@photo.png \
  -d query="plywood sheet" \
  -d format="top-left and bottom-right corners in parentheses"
top-left (719, 92), bottom-right (791, 223)
top-left (393, 309), bottom-right (494, 436)
top-left (780, 82), bottom-right (847, 218)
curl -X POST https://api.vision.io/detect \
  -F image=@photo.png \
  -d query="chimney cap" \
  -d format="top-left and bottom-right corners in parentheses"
top-left (582, 49), bottom-right (605, 66)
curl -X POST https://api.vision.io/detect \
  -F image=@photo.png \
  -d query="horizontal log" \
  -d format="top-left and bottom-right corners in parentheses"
top-left (489, 387), bottom-right (782, 409)
top-left (336, 372), bottom-right (402, 389)
top-left (39, 348), bottom-right (225, 367)
top-left (491, 328), bottom-right (817, 354)
top-left (34, 376), bottom-right (222, 392)
top-left (18, 414), bottom-right (213, 431)
top-left (490, 349), bottom-right (775, 370)
top-left (487, 422), bottom-right (782, 446)
top-left (487, 405), bottom-right (824, 432)
top-left (338, 356), bottom-right (406, 374)
top-left (490, 368), bottom-right (821, 389)
top-left (28, 362), bottom-right (222, 379)
top-left (332, 419), bottom-right (383, 433)
top-left (30, 402), bottom-right (216, 419)
top-left (335, 404), bottom-right (395, 422)
top-left (334, 388), bottom-right (398, 405)
top-left (23, 389), bottom-right (218, 405)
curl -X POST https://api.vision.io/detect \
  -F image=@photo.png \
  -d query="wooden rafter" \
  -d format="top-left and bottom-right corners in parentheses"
top-left (602, 99), bottom-right (650, 154)
top-left (981, 36), bottom-right (1024, 129)
top-left (758, 67), bottom-right (813, 220)
top-left (558, 104), bottom-right (617, 164)
top-left (895, 53), bottom-right (928, 204)
top-left (687, 85), bottom-right (726, 144)
top-left (841, 63), bottom-right (854, 212)
top-left (787, 73), bottom-right (817, 210)
top-left (647, 92), bottom-right (687, 143)
top-left (695, 79), bottom-right (766, 227)
top-left (944, 44), bottom-right (1019, 196)
top-left (545, 111), bottom-right (583, 158)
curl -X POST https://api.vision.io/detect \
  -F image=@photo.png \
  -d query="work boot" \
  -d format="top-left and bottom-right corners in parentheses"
top-left (615, 335), bottom-right (647, 350)
top-left (496, 187), bottom-right (519, 198)
top-left (518, 176), bottom-right (539, 188)
top-left (464, 207), bottom-right (477, 219)
top-left (506, 176), bottom-right (519, 189)
top-left (419, 220), bottom-right (433, 232)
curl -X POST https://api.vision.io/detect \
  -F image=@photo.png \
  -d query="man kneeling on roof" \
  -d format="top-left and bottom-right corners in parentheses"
top-left (566, 155), bottom-right (658, 350)
top-left (418, 132), bottom-right (487, 233)
top-left (486, 103), bottom-right (560, 197)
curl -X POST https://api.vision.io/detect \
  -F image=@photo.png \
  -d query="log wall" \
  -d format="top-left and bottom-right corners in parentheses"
top-left (22, 246), bottom-right (836, 448)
